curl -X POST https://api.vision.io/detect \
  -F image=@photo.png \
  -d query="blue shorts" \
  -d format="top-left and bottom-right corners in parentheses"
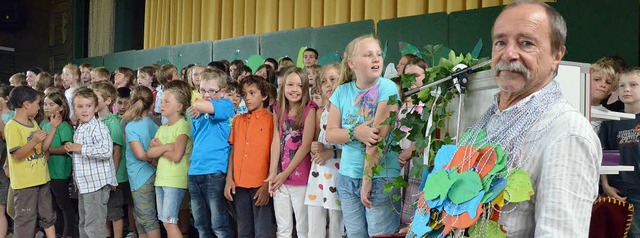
top-left (155, 186), bottom-right (186, 224)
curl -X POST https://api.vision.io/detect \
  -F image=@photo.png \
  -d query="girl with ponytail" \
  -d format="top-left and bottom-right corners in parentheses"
top-left (123, 86), bottom-right (162, 238)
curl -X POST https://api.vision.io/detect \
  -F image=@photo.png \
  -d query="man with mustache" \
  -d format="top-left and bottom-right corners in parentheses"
top-left (467, 0), bottom-right (601, 236)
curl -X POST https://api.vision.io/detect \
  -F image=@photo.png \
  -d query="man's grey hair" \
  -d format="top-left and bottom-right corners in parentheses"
top-left (500, 0), bottom-right (567, 54)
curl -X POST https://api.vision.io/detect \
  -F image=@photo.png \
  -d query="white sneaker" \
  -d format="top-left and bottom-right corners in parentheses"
top-left (125, 232), bottom-right (138, 238)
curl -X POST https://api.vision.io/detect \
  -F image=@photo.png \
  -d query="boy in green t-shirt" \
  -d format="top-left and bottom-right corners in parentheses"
top-left (5, 86), bottom-right (59, 238)
top-left (91, 81), bottom-right (126, 238)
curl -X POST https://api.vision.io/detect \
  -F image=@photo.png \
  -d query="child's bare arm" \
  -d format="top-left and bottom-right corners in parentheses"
top-left (113, 144), bottom-right (122, 172)
top-left (146, 138), bottom-right (168, 159)
top-left (159, 135), bottom-right (188, 162)
top-left (129, 141), bottom-right (152, 162)
top-left (192, 100), bottom-right (215, 114)
top-left (43, 112), bottom-right (62, 151)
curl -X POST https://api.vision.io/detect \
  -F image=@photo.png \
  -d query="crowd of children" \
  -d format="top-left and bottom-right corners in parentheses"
top-left (6, 33), bottom-right (637, 238)
top-left (0, 35), bottom-right (411, 238)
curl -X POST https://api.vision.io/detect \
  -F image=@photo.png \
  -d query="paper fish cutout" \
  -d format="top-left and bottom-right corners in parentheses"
top-left (444, 191), bottom-right (485, 218)
top-left (445, 146), bottom-right (479, 172)
top-left (469, 220), bottom-right (506, 238)
top-left (424, 170), bottom-right (453, 202)
top-left (504, 169), bottom-right (534, 203)
top-left (474, 146), bottom-right (497, 179)
top-left (442, 204), bottom-right (483, 234)
top-left (448, 170), bottom-right (482, 204)
top-left (433, 144), bottom-right (458, 173)
top-left (481, 178), bottom-right (507, 203)
top-left (410, 210), bottom-right (433, 236)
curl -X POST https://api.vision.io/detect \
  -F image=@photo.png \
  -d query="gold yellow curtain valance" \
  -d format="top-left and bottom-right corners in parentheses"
top-left (143, 0), bottom-right (554, 49)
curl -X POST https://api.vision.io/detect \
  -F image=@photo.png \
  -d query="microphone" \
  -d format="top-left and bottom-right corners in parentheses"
top-left (403, 59), bottom-right (492, 98)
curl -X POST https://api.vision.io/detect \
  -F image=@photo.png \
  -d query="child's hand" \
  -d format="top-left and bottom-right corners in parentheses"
top-left (269, 173), bottom-right (287, 194)
top-left (254, 182), bottom-right (270, 206)
top-left (311, 150), bottom-right (331, 165)
top-left (31, 130), bottom-right (47, 144)
top-left (354, 119), bottom-right (380, 147)
top-left (150, 138), bottom-right (162, 147)
top-left (50, 112), bottom-right (62, 129)
top-left (310, 141), bottom-right (323, 155)
top-left (188, 106), bottom-right (201, 119)
top-left (64, 142), bottom-right (82, 153)
top-left (603, 184), bottom-right (627, 201)
top-left (398, 150), bottom-right (412, 167)
top-left (360, 178), bottom-right (373, 208)
top-left (224, 178), bottom-right (235, 201)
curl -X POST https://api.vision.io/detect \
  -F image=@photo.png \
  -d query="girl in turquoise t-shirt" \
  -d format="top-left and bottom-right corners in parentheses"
top-left (123, 86), bottom-right (161, 238)
top-left (42, 91), bottom-right (76, 238)
top-left (326, 35), bottom-right (401, 237)
top-left (147, 87), bottom-right (192, 237)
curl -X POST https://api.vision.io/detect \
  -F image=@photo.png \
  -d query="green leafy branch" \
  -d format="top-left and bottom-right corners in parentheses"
top-left (379, 41), bottom-right (490, 205)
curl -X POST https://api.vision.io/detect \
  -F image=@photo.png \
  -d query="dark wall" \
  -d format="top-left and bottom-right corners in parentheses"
top-left (114, 0), bottom-right (144, 52)
top-left (0, 0), bottom-right (74, 82)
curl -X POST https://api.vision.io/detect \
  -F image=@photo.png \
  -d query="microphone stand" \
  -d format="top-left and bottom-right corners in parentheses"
top-left (403, 59), bottom-right (492, 143)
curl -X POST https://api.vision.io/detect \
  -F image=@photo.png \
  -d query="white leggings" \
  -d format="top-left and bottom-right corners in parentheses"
top-left (274, 184), bottom-right (308, 238)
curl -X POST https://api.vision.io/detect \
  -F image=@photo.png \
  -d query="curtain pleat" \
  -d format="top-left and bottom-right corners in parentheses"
top-left (143, 0), bottom-right (552, 49)
top-left (89, 0), bottom-right (115, 56)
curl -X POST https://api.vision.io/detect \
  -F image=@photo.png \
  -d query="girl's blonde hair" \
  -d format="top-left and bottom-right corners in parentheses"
top-left (189, 65), bottom-right (205, 89)
top-left (164, 80), bottom-right (192, 118)
top-left (63, 63), bottom-right (81, 83)
top-left (9, 73), bottom-right (27, 86)
top-left (337, 35), bottom-right (379, 86)
top-left (592, 61), bottom-right (617, 88)
top-left (318, 63), bottom-right (341, 92)
top-left (122, 86), bottom-right (154, 121)
top-left (277, 67), bottom-right (310, 129)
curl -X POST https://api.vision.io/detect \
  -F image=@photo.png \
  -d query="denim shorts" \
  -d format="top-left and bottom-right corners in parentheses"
top-left (155, 186), bottom-right (186, 224)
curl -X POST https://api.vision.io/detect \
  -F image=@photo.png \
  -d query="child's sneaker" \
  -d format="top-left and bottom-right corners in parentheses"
top-left (125, 231), bottom-right (138, 238)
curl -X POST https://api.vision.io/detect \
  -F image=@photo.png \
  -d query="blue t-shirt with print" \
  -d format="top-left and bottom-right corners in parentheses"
top-left (329, 77), bottom-right (401, 179)
top-left (189, 98), bottom-right (234, 175)
top-left (125, 117), bottom-right (159, 191)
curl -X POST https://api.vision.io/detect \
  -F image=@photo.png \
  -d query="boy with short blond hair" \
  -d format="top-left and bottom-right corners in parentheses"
top-left (188, 68), bottom-right (235, 237)
top-left (65, 87), bottom-right (116, 238)
top-left (600, 68), bottom-right (640, 236)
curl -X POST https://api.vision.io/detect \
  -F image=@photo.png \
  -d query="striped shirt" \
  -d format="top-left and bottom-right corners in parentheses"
top-left (72, 117), bottom-right (117, 194)
top-left (493, 98), bottom-right (602, 237)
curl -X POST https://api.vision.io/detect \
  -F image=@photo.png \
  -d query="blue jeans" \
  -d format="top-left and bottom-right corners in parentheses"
top-left (337, 174), bottom-right (400, 237)
top-left (188, 173), bottom-right (231, 238)
top-left (628, 193), bottom-right (640, 238)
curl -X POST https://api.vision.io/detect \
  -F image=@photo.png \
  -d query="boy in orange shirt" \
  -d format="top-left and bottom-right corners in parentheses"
top-left (224, 75), bottom-right (274, 236)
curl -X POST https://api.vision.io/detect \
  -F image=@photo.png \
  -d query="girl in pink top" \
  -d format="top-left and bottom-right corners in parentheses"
top-left (268, 67), bottom-right (317, 238)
